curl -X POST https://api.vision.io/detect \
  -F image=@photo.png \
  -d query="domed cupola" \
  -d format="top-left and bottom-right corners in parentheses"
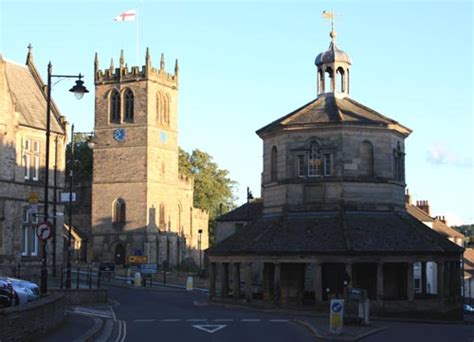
top-left (315, 27), bottom-right (351, 97)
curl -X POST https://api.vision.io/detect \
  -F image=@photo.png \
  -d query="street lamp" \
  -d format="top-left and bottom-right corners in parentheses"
top-left (198, 229), bottom-right (203, 272)
top-left (65, 125), bottom-right (94, 289)
top-left (41, 62), bottom-right (88, 294)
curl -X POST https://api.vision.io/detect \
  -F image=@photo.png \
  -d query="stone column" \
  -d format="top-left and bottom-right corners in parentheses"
top-left (209, 262), bottom-right (216, 301)
top-left (421, 262), bottom-right (427, 296)
top-left (376, 263), bottom-right (384, 301)
top-left (220, 263), bottom-right (229, 300)
top-left (314, 262), bottom-right (323, 303)
top-left (245, 262), bottom-right (252, 302)
top-left (437, 261), bottom-right (445, 299)
top-left (407, 262), bottom-right (414, 301)
top-left (232, 262), bottom-right (241, 300)
top-left (274, 263), bottom-right (281, 304)
top-left (263, 263), bottom-right (275, 301)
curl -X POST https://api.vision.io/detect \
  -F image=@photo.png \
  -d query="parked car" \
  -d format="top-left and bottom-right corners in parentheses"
top-left (0, 277), bottom-right (39, 305)
top-left (464, 304), bottom-right (474, 314)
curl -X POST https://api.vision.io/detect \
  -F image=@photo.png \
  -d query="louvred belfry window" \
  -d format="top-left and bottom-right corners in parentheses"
top-left (124, 89), bottom-right (134, 122)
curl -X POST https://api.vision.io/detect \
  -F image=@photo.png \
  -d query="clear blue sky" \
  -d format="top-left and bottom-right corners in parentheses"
top-left (1, 0), bottom-right (472, 224)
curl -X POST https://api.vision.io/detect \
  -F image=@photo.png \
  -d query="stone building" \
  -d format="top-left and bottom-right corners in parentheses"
top-left (0, 48), bottom-right (66, 272)
top-left (207, 28), bottom-right (463, 317)
top-left (89, 50), bottom-right (208, 267)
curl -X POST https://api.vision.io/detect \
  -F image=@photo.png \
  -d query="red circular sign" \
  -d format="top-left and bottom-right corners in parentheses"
top-left (36, 222), bottom-right (53, 240)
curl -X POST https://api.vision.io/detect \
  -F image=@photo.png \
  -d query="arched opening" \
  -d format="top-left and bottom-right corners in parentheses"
top-left (114, 243), bottom-right (126, 265)
top-left (156, 92), bottom-right (163, 123)
top-left (318, 69), bottom-right (324, 94)
top-left (336, 67), bottom-right (345, 92)
top-left (112, 198), bottom-right (126, 229)
top-left (270, 146), bottom-right (278, 181)
top-left (110, 90), bottom-right (121, 123)
top-left (163, 94), bottom-right (170, 126)
top-left (324, 67), bottom-right (333, 92)
top-left (360, 141), bottom-right (374, 176)
top-left (124, 89), bottom-right (134, 122)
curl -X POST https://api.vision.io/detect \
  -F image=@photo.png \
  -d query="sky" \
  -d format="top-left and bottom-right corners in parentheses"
top-left (1, 0), bottom-right (473, 225)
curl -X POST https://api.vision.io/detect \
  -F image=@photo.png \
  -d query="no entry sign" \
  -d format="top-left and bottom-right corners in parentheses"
top-left (36, 222), bottom-right (53, 240)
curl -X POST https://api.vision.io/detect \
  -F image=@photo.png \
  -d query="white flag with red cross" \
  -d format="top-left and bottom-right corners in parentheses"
top-left (114, 9), bottom-right (137, 22)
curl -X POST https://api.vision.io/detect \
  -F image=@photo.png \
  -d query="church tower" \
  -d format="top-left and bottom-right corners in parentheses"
top-left (90, 49), bottom-right (208, 266)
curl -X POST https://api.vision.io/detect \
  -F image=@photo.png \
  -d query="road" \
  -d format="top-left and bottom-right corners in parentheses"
top-left (110, 286), bottom-right (314, 342)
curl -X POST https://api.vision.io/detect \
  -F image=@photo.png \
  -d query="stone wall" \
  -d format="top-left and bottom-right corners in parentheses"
top-left (49, 288), bottom-right (108, 306)
top-left (0, 293), bottom-right (65, 341)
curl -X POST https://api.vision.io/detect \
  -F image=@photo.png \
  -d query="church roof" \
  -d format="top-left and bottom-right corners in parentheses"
top-left (1, 55), bottom-right (65, 133)
top-left (207, 210), bottom-right (463, 256)
top-left (256, 94), bottom-right (411, 137)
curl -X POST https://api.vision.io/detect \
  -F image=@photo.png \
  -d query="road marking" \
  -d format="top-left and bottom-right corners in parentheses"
top-left (134, 319), bottom-right (156, 322)
top-left (186, 319), bottom-right (207, 322)
top-left (161, 319), bottom-right (181, 322)
top-left (192, 325), bottom-right (227, 334)
top-left (269, 319), bottom-right (289, 322)
top-left (213, 319), bottom-right (234, 322)
top-left (240, 319), bottom-right (261, 322)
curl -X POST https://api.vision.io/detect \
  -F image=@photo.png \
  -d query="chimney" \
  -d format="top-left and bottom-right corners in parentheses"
top-left (405, 188), bottom-right (412, 205)
top-left (416, 200), bottom-right (430, 215)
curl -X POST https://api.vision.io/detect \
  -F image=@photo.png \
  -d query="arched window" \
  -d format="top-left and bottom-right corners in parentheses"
top-left (324, 67), bottom-right (333, 92)
top-left (159, 203), bottom-right (166, 229)
top-left (112, 198), bottom-right (126, 228)
top-left (308, 142), bottom-right (321, 176)
top-left (393, 142), bottom-right (405, 182)
top-left (156, 92), bottom-right (163, 123)
top-left (124, 89), bottom-right (134, 122)
top-left (270, 146), bottom-right (278, 181)
top-left (110, 90), bottom-right (120, 123)
top-left (163, 94), bottom-right (170, 125)
top-left (336, 67), bottom-right (345, 92)
top-left (318, 69), bottom-right (324, 94)
top-left (360, 141), bottom-right (374, 176)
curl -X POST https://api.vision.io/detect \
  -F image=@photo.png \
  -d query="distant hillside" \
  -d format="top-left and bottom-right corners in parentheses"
top-left (452, 224), bottom-right (474, 237)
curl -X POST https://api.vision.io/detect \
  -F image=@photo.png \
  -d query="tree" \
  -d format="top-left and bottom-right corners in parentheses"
top-left (65, 134), bottom-right (93, 183)
top-left (179, 148), bottom-right (237, 243)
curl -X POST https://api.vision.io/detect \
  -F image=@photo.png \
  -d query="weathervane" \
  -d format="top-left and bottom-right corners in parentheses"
top-left (322, 10), bottom-right (337, 43)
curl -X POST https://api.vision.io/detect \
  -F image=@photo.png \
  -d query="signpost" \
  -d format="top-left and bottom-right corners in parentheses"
top-left (139, 264), bottom-right (157, 274)
top-left (36, 222), bottom-right (53, 241)
top-left (127, 255), bottom-right (148, 264)
top-left (329, 299), bottom-right (344, 335)
top-left (186, 276), bottom-right (193, 291)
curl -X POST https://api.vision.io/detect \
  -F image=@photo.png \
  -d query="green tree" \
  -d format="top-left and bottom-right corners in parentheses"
top-left (65, 134), bottom-right (93, 183)
top-left (179, 148), bottom-right (237, 244)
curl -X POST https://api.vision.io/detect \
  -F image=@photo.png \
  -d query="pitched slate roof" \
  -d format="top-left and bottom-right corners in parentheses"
top-left (207, 211), bottom-right (463, 256)
top-left (432, 219), bottom-right (465, 239)
top-left (216, 199), bottom-right (263, 222)
top-left (256, 94), bottom-right (411, 137)
top-left (406, 204), bottom-right (434, 223)
top-left (2, 57), bottom-right (64, 133)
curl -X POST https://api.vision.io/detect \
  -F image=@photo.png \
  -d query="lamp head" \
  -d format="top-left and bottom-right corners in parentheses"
top-left (198, 229), bottom-right (203, 234)
top-left (69, 74), bottom-right (89, 99)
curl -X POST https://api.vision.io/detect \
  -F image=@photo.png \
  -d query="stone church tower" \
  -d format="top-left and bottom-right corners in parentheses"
top-left (90, 49), bottom-right (208, 266)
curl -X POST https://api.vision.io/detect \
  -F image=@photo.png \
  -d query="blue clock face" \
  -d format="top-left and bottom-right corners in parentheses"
top-left (113, 128), bottom-right (126, 142)
top-left (160, 131), bottom-right (167, 144)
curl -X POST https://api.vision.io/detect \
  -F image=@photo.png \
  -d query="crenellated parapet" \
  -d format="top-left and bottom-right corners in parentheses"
top-left (178, 173), bottom-right (194, 189)
top-left (94, 48), bottom-right (179, 88)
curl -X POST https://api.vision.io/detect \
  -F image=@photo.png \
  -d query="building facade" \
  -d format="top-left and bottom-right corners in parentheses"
top-left (208, 28), bottom-right (463, 318)
top-left (0, 48), bottom-right (66, 273)
top-left (89, 50), bottom-right (208, 267)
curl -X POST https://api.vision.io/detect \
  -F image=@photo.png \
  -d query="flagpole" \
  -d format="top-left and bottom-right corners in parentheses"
top-left (136, 8), bottom-right (139, 66)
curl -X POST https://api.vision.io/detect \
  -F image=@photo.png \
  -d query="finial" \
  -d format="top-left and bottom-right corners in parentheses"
top-left (119, 49), bottom-right (125, 67)
top-left (174, 58), bottom-right (179, 74)
top-left (109, 58), bottom-right (114, 70)
top-left (26, 43), bottom-right (33, 65)
top-left (160, 53), bottom-right (165, 71)
top-left (94, 52), bottom-right (99, 70)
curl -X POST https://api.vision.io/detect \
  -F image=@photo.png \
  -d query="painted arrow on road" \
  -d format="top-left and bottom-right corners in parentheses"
top-left (192, 325), bottom-right (227, 334)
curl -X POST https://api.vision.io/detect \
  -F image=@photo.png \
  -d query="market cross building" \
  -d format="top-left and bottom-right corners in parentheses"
top-left (208, 28), bottom-right (463, 317)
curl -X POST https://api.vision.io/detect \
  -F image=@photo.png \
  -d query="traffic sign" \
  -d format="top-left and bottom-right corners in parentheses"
top-left (36, 222), bottom-right (53, 240)
top-left (128, 255), bottom-right (148, 264)
top-left (139, 263), bottom-right (157, 274)
top-left (329, 299), bottom-right (344, 334)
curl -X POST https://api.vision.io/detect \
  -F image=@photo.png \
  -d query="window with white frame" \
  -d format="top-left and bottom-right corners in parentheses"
top-left (23, 138), bottom-right (40, 181)
top-left (323, 153), bottom-right (332, 176)
top-left (308, 142), bottom-right (321, 176)
top-left (21, 207), bottom-right (38, 257)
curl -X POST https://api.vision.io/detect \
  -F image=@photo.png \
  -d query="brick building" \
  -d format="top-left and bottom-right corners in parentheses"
top-left (88, 50), bottom-right (208, 267)
top-left (208, 28), bottom-right (463, 317)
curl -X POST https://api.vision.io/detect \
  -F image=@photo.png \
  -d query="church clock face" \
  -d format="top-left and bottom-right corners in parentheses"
top-left (113, 128), bottom-right (126, 143)
top-left (160, 131), bottom-right (167, 144)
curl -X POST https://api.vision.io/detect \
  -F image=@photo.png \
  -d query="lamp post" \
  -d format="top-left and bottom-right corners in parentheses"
top-left (65, 126), bottom-right (94, 289)
top-left (198, 229), bottom-right (203, 272)
top-left (41, 62), bottom-right (88, 294)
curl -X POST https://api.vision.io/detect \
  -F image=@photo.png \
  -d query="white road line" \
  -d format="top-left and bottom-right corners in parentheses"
top-left (161, 319), bottom-right (181, 322)
top-left (240, 319), bottom-right (261, 322)
top-left (115, 320), bottom-right (122, 342)
top-left (134, 319), bottom-right (156, 322)
top-left (213, 319), bottom-right (234, 322)
top-left (269, 319), bottom-right (289, 322)
top-left (186, 319), bottom-right (207, 322)
top-left (120, 320), bottom-right (127, 342)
